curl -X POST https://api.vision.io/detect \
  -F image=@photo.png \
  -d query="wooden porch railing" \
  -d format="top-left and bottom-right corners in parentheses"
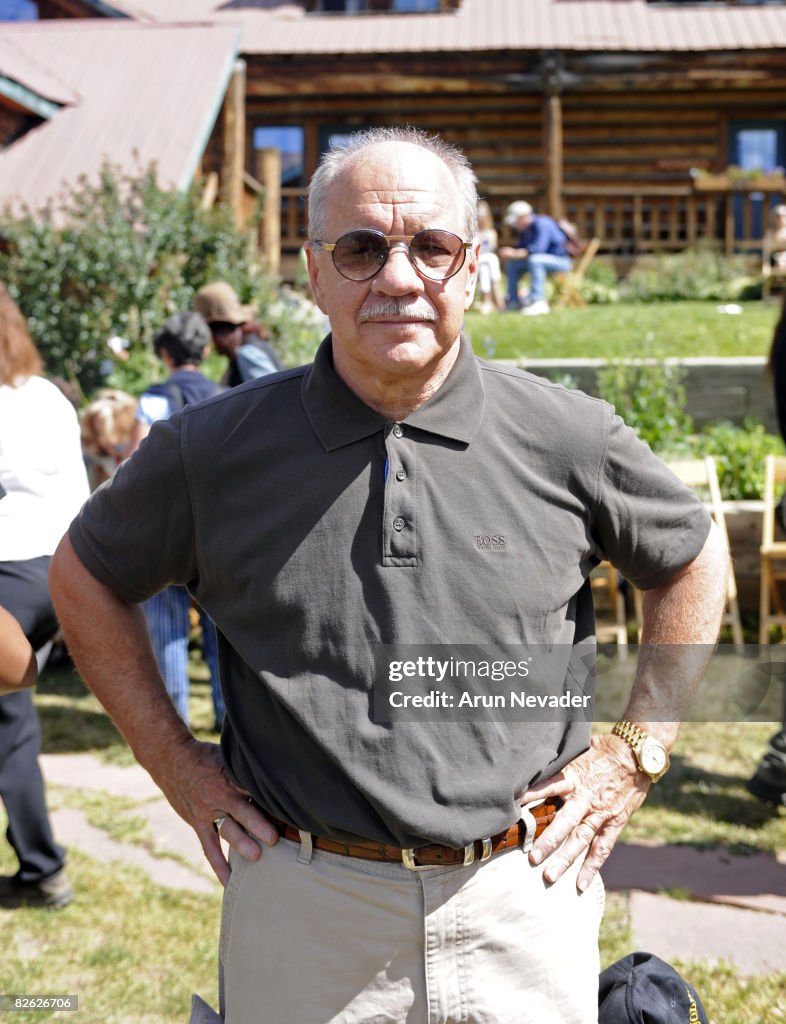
top-left (267, 182), bottom-right (784, 266)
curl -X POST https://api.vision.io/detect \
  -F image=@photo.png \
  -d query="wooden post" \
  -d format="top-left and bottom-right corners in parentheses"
top-left (221, 59), bottom-right (246, 225)
top-left (256, 147), bottom-right (282, 278)
top-left (542, 53), bottom-right (564, 221)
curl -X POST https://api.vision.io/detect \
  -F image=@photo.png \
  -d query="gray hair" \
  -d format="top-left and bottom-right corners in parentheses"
top-left (307, 126), bottom-right (478, 242)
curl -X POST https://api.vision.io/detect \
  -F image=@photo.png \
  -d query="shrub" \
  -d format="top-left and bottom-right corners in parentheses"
top-left (0, 162), bottom-right (322, 397)
top-left (578, 260), bottom-right (620, 305)
top-left (663, 419), bottom-right (785, 501)
top-left (621, 242), bottom-right (760, 303)
top-left (595, 350), bottom-right (693, 451)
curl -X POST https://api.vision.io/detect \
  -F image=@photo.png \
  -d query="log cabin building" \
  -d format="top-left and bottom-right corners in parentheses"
top-left (2, 0), bottom-right (786, 277)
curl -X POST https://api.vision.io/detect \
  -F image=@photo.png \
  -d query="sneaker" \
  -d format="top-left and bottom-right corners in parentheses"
top-left (747, 730), bottom-right (786, 807)
top-left (522, 300), bottom-right (551, 316)
top-left (0, 868), bottom-right (73, 910)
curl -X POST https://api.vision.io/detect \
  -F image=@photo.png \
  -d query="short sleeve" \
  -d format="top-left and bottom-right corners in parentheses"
top-left (68, 412), bottom-right (197, 603)
top-left (590, 410), bottom-right (711, 590)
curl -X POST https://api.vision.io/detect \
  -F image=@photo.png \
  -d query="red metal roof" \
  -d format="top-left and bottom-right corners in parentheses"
top-left (100, 0), bottom-right (786, 54)
top-left (0, 20), bottom-right (239, 212)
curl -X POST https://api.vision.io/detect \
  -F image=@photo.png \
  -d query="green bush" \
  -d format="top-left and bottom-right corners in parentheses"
top-left (0, 162), bottom-right (322, 397)
top-left (663, 419), bottom-right (785, 501)
top-left (595, 346), bottom-right (782, 498)
top-left (595, 350), bottom-right (693, 451)
top-left (577, 260), bottom-right (620, 305)
top-left (621, 242), bottom-right (760, 303)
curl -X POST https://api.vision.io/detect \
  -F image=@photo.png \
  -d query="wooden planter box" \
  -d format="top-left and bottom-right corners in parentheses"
top-left (692, 174), bottom-right (786, 193)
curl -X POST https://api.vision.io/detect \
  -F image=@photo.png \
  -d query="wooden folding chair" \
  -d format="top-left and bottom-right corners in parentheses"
top-left (554, 237), bottom-right (601, 308)
top-left (632, 456), bottom-right (744, 651)
top-left (591, 560), bottom-right (628, 651)
top-left (759, 454), bottom-right (786, 643)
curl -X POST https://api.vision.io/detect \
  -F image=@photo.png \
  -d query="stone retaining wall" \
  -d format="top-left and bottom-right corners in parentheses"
top-left (506, 357), bottom-right (775, 433)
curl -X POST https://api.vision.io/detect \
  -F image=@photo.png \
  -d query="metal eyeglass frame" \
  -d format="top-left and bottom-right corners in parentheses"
top-left (310, 228), bottom-right (472, 282)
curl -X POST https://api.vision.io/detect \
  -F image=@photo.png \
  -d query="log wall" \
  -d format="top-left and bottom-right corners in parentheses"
top-left (237, 53), bottom-right (786, 255)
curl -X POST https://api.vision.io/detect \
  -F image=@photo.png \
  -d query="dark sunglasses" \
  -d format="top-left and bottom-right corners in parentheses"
top-left (311, 228), bottom-right (472, 283)
top-left (208, 321), bottom-right (239, 335)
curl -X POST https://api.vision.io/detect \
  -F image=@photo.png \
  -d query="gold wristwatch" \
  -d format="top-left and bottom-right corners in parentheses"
top-left (611, 720), bottom-right (670, 783)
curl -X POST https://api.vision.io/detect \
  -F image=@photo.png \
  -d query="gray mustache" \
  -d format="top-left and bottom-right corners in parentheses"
top-left (358, 301), bottom-right (439, 323)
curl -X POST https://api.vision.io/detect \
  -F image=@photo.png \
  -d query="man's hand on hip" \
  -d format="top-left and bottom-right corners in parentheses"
top-left (520, 733), bottom-right (648, 892)
top-left (163, 736), bottom-right (279, 887)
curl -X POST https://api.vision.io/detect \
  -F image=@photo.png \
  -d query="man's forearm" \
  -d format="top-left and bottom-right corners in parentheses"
top-left (626, 520), bottom-right (729, 748)
top-left (50, 535), bottom-right (276, 885)
top-left (49, 535), bottom-right (192, 776)
top-left (0, 605), bottom-right (37, 694)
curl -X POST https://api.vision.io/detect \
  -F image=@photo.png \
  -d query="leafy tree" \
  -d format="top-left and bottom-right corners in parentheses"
top-left (0, 162), bottom-right (321, 397)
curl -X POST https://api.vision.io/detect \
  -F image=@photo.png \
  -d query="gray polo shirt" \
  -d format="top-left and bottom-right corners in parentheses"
top-left (69, 336), bottom-right (710, 849)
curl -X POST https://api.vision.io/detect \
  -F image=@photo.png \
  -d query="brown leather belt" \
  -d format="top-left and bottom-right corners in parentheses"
top-left (266, 797), bottom-right (562, 871)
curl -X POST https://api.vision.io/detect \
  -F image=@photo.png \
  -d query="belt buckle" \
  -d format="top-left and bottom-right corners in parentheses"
top-left (519, 797), bottom-right (545, 854)
top-left (401, 838), bottom-right (491, 872)
top-left (401, 848), bottom-right (438, 871)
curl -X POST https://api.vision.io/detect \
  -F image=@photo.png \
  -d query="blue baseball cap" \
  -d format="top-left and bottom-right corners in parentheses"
top-left (598, 952), bottom-right (709, 1024)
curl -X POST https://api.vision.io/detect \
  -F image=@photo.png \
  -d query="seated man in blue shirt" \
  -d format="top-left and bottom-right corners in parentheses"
top-left (498, 200), bottom-right (572, 315)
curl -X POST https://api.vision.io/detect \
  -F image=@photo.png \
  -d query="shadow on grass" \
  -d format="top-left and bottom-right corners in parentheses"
top-left (645, 754), bottom-right (782, 834)
top-left (35, 664), bottom-right (126, 755)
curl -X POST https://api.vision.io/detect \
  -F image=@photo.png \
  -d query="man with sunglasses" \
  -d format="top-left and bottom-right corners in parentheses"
top-left (50, 127), bottom-right (727, 1024)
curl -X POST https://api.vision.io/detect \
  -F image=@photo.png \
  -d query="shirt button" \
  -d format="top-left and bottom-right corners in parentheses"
top-left (395, 468), bottom-right (407, 481)
top-left (393, 517), bottom-right (405, 531)
top-left (392, 424), bottom-right (404, 438)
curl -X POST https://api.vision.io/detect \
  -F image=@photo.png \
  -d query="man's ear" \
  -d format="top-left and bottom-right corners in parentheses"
top-left (305, 244), bottom-right (328, 314)
top-left (463, 240), bottom-right (481, 311)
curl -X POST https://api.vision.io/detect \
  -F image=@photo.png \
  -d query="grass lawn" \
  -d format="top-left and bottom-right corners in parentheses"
top-left (463, 301), bottom-right (781, 361)
top-left (1, 663), bottom-right (784, 1022)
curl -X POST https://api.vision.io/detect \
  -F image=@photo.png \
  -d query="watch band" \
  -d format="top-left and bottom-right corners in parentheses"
top-left (611, 719), bottom-right (648, 754)
top-left (611, 719), bottom-right (669, 782)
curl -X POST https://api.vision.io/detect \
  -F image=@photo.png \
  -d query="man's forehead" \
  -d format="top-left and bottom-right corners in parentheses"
top-left (352, 187), bottom-right (448, 212)
top-left (326, 154), bottom-right (461, 228)
top-left (336, 145), bottom-right (454, 196)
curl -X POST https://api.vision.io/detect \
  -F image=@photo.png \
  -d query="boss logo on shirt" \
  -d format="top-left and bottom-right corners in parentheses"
top-left (475, 534), bottom-right (506, 551)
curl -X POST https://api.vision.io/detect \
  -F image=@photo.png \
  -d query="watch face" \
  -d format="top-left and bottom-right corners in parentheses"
top-left (641, 741), bottom-right (667, 776)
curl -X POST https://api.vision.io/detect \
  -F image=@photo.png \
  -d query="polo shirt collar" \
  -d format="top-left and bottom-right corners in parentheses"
top-left (303, 334), bottom-right (485, 452)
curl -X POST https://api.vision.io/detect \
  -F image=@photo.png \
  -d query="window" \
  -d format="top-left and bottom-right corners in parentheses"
top-left (308, 0), bottom-right (445, 12)
top-left (734, 128), bottom-right (780, 174)
top-left (312, 0), bottom-right (367, 10)
top-left (392, 0), bottom-right (440, 9)
top-left (253, 126), bottom-right (305, 186)
top-left (728, 120), bottom-right (786, 240)
top-left (318, 124), bottom-right (369, 158)
top-left (0, 0), bottom-right (38, 19)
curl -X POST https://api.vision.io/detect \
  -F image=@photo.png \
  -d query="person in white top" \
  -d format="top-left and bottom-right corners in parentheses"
top-left (0, 282), bottom-right (88, 910)
top-left (476, 199), bottom-right (505, 314)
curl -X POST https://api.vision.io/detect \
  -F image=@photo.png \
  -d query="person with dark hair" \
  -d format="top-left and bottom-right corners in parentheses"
top-left (50, 129), bottom-right (727, 1023)
top-left (130, 312), bottom-right (224, 729)
top-left (0, 281), bottom-right (88, 909)
top-left (194, 282), bottom-right (284, 387)
top-left (749, 295), bottom-right (786, 806)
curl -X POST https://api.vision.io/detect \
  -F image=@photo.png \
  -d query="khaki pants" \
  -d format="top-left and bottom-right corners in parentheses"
top-left (218, 833), bottom-right (605, 1024)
